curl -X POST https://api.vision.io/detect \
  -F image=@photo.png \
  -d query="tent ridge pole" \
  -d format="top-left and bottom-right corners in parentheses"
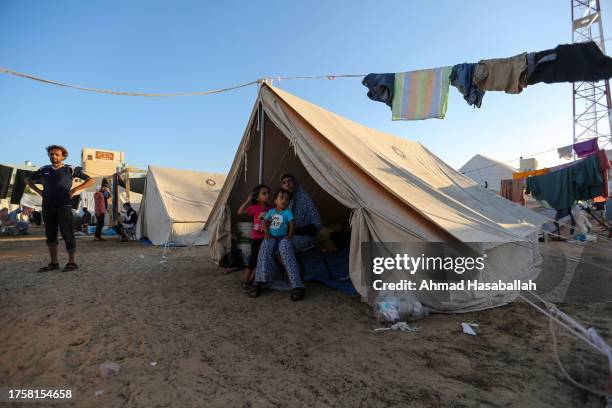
top-left (258, 102), bottom-right (265, 183)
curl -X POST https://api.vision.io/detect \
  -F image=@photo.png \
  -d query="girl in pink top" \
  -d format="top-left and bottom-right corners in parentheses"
top-left (237, 184), bottom-right (271, 290)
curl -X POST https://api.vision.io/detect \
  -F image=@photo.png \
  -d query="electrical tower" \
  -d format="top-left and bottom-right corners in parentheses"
top-left (572, 0), bottom-right (612, 150)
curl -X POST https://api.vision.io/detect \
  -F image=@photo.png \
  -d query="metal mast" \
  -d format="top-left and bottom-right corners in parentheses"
top-left (572, 0), bottom-right (612, 150)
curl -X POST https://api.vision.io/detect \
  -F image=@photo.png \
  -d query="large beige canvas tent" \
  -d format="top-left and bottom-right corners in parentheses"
top-left (137, 166), bottom-right (226, 246)
top-left (459, 154), bottom-right (517, 193)
top-left (205, 84), bottom-right (547, 313)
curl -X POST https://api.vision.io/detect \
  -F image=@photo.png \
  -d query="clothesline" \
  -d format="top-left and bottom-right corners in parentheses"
top-left (0, 67), bottom-right (365, 97)
top-left (461, 137), bottom-right (607, 176)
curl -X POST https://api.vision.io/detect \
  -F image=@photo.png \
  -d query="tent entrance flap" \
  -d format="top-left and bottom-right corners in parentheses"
top-left (227, 111), bottom-right (352, 230)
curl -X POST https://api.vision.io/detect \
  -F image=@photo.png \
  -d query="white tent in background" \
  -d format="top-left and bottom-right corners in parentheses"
top-left (206, 84), bottom-right (547, 314)
top-left (459, 154), bottom-right (516, 193)
top-left (137, 165), bottom-right (226, 246)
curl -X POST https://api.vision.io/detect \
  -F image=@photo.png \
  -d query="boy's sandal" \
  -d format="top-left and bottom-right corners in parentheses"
top-left (37, 263), bottom-right (60, 272)
top-left (248, 284), bottom-right (262, 298)
top-left (62, 262), bottom-right (79, 272)
top-left (241, 280), bottom-right (251, 292)
top-left (290, 287), bottom-right (305, 302)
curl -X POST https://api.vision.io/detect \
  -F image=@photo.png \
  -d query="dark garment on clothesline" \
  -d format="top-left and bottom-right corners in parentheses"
top-left (574, 138), bottom-right (598, 158)
top-left (0, 165), bottom-right (13, 199)
top-left (362, 73), bottom-right (395, 107)
top-left (527, 41), bottom-right (612, 85)
top-left (526, 154), bottom-right (603, 210)
top-left (450, 63), bottom-right (485, 108)
top-left (10, 169), bottom-right (33, 204)
top-left (527, 52), bottom-right (557, 80)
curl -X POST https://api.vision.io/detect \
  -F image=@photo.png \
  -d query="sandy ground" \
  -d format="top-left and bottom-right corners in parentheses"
top-left (0, 226), bottom-right (611, 407)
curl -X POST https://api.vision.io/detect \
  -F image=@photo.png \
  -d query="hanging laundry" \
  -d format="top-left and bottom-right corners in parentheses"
top-left (595, 149), bottom-right (611, 198)
top-left (526, 154), bottom-right (603, 210)
top-left (526, 52), bottom-right (557, 80)
top-left (392, 67), bottom-right (452, 121)
top-left (473, 52), bottom-right (528, 94)
top-left (450, 63), bottom-right (485, 108)
top-left (362, 73), bottom-right (395, 108)
top-left (527, 41), bottom-right (612, 85)
top-left (557, 145), bottom-right (573, 160)
top-left (573, 137), bottom-right (599, 158)
top-left (0, 165), bottom-right (12, 199)
top-left (500, 179), bottom-right (525, 205)
top-left (512, 168), bottom-right (549, 179)
top-left (10, 169), bottom-right (33, 204)
top-left (548, 161), bottom-right (576, 172)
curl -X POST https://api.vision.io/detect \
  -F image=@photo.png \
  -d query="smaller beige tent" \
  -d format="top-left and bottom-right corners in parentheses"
top-left (459, 154), bottom-right (516, 193)
top-left (136, 165), bottom-right (225, 246)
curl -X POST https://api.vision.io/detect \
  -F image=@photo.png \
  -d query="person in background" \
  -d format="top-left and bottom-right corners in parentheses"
top-left (1, 207), bottom-right (29, 235)
top-left (112, 202), bottom-right (138, 242)
top-left (237, 184), bottom-right (271, 291)
top-left (81, 207), bottom-right (92, 232)
top-left (101, 181), bottom-right (112, 211)
top-left (8, 207), bottom-right (29, 233)
top-left (93, 184), bottom-right (107, 241)
top-left (26, 145), bottom-right (95, 271)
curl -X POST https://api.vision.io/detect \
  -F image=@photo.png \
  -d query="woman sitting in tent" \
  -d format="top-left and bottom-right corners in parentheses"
top-left (250, 173), bottom-right (321, 301)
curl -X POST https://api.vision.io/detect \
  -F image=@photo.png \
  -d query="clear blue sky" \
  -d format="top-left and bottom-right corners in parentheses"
top-left (1, 0), bottom-right (609, 172)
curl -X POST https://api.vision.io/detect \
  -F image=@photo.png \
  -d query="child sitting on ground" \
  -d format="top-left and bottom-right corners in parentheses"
top-left (237, 184), bottom-right (271, 290)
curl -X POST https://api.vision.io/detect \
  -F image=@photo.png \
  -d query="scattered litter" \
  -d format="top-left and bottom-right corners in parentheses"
top-left (94, 390), bottom-right (104, 396)
top-left (375, 298), bottom-right (430, 323)
top-left (139, 255), bottom-right (145, 259)
top-left (159, 260), bottom-right (167, 264)
top-left (99, 361), bottom-right (121, 377)
top-left (374, 321), bottom-right (421, 333)
top-left (150, 361), bottom-right (157, 366)
top-left (461, 322), bottom-right (479, 336)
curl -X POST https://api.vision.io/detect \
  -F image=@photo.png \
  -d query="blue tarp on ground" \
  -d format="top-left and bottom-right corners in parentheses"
top-left (302, 247), bottom-right (357, 295)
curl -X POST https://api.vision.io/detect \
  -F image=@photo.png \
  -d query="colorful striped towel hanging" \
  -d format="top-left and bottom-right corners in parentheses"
top-left (392, 67), bottom-right (453, 120)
